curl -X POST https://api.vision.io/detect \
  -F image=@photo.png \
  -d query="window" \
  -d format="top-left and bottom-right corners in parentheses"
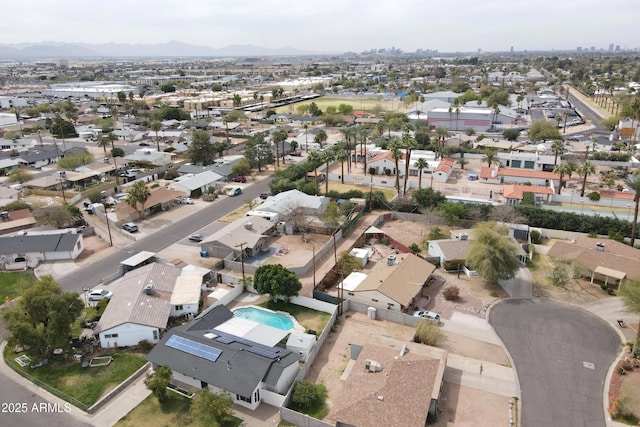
top-left (524, 160), bottom-right (535, 169)
top-left (105, 333), bottom-right (118, 339)
top-left (254, 389), bottom-right (260, 402)
top-left (153, 330), bottom-right (158, 340)
top-left (372, 299), bottom-right (379, 302)
top-left (511, 160), bottom-right (521, 168)
top-left (174, 305), bottom-right (183, 311)
top-left (236, 394), bottom-right (251, 403)
top-left (348, 292), bottom-right (354, 296)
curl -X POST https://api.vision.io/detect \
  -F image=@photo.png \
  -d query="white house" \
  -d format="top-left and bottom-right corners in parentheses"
top-left (170, 275), bottom-right (201, 317)
top-left (124, 148), bottom-right (175, 166)
top-left (0, 229), bottom-right (84, 264)
top-left (168, 170), bottom-right (224, 196)
top-left (95, 263), bottom-right (182, 348)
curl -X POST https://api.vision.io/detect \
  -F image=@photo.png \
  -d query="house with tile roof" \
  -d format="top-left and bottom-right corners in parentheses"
top-left (146, 305), bottom-right (302, 410)
top-left (340, 253), bottom-right (436, 312)
top-left (502, 184), bottom-right (554, 206)
top-left (547, 237), bottom-right (640, 288)
top-left (480, 166), bottom-right (559, 188)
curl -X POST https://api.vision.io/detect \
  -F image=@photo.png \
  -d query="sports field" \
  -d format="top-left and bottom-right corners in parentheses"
top-left (275, 96), bottom-right (405, 114)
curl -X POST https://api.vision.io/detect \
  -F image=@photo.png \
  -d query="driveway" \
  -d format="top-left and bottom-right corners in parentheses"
top-left (490, 299), bottom-right (620, 427)
top-left (499, 266), bottom-right (533, 298)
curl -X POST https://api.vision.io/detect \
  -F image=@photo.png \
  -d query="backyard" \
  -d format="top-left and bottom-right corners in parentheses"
top-left (5, 346), bottom-right (147, 409)
top-left (0, 270), bottom-right (37, 302)
top-left (116, 393), bottom-right (241, 427)
top-left (259, 300), bottom-right (332, 334)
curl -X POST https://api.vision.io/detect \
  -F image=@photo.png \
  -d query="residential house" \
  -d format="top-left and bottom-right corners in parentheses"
top-left (168, 170), bottom-right (224, 197)
top-left (0, 229), bottom-right (84, 264)
top-left (497, 151), bottom-right (557, 173)
top-left (146, 305), bottom-right (302, 410)
top-left (547, 237), bottom-right (640, 288)
top-left (201, 216), bottom-right (275, 259)
top-left (340, 253), bottom-right (436, 312)
top-left (368, 151), bottom-right (405, 177)
top-left (248, 189), bottom-right (329, 218)
top-left (327, 338), bottom-right (447, 426)
top-left (502, 184), bottom-right (554, 206)
top-left (479, 167), bottom-right (559, 188)
top-left (0, 208), bottom-right (37, 235)
top-left (115, 187), bottom-right (184, 223)
top-left (94, 263), bottom-right (183, 348)
top-left (16, 147), bottom-right (61, 169)
top-left (124, 148), bottom-right (175, 166)
top-left (0, 158), bottom-right (20, 176)
top-left (0, 138), bottom-right (38, 151)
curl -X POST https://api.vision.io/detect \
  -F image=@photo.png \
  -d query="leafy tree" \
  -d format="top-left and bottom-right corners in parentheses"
top-left (6, 167), bottom-right (30, 183)
top-left (323, 200), bottom-right (342, 227)
top-left (587, 191), bottom-right (601, 202)
top-left (253, 264), bottom-right (302, 302)
top-left (50, 116), bottom-right (77, 139)
top-left (336, 251), bottom-right (361, 277)
top-left (3, 275), bottom-right (84, 355)
top-left (188, 130), bottom-right (216, 166)
top-left (190, 388), bottom-right (234, 423)
top-left (338, 103), bottom-right (354, 115)
top-left (292, 380), bottom-right (319, 408)
top-left (308, 102), bottom-right (322, 116)
top-left (145, 366), bottom-right (171, 402)
top-left (111, 147), bottom-right (124, 157)
top-left (33, 205), bottom-right (74, 228)
top-left (439, 201), bottom-right (467, 225)
top-left (528, 120), bottom-right (562, 141)
top-left (466, 222), bottom-right (519, 282)
top-left (412, 188), bottom-right (446, 209)
top-left (127, 180), bottom-right (151, 220)
top-left (231, 158), bottom-right (251, 176)
top-left (245, 133), bottom-right (274, 172)
top-left (160, 83), bottom-right (176, 93)
top-left (232, 94), bottom-right (242, 107)
top-left (502, 129), bottom-right (520, 141)
top-left (313, 129), bottom-right (328, 148)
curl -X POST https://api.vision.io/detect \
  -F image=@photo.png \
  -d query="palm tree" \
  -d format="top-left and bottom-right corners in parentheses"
top-left (435, 127), bottom-right (449, 159)
top-left (388, 138), bottom-right (403, 194)
top-left (334, 148), bottom-right (349, 184)
top-left (553, 163), bottom-right (572, 195)
top-left (481, 149), bottom-right (500, 168)
top-left (126, 180), bottom-right (151, 221)
top-left (551, 140), bottom-right (564, 166)
top-left (458, 158), bottom-right (469, 170)
top-left (303, 124), bottom-right (309, 152)
top-left (562, 110), bottom-right (570, 133)
top-left (414, 158), bottom-right (429, 189)
top-left (358, 126), bottom-right (371, 176)
top-left (271, 128), bottom-right (287, 168)
top-left (150, 121), bottom-right (162, 151)
top-left (307, 151), bottom-right (322, 195)
top-left (401, 126), bottom-right (418, 194)
top-left (97, 136), bottom-right (110, 153)
top-left (323, 149), bottom-right (336, 194)
top-left (340, 127), bottom-right (356, 173)
top-left (577, 160), bottom-right (596, 197)
top-left (625, 171), bottom-right (640, 247)
top-left (105, 132), bottom-right (117, 152)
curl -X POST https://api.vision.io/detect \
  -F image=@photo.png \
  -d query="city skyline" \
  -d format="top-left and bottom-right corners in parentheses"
top-left (3, 0), bottom-right (639, 54)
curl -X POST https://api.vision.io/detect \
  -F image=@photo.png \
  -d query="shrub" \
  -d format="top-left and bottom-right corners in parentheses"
top-left (292, 381), bottom-right (318, 408)
top-left (137, 339), bottom-right (153, 352)
top-left (443, 286), bottom-right (460, 301)
top-left (530, 230), bottom-right (542, 244)
top-left (214, 259), bottom-right (225, 269)
top-left (414, 319), bottom-right (442, 346)
top-left (409, 242), bottom-right (422, 253)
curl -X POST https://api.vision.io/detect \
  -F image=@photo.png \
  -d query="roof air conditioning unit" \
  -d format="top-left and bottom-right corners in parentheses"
top-left (459, 233), bottom-right (468, 240)
top-left (143, 283), bottom-right (154, 295)
top-left (244, 222), bottom-right (253, 230)
top-left (365, 359), bottom-right (382, 373)
top-left (387, 255), bottom-right (396, 266)
top-left (596, 242), bottom-right (605, 252)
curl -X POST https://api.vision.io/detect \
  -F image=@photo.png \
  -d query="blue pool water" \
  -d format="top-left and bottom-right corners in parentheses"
top-left (233, 307), bottom-right (294, 330)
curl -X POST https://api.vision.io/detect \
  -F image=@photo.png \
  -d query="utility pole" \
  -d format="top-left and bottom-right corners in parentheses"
top-left (236, 242), bottom-right (247, 280)
top-left (103, 203), bottom-right (113, 247)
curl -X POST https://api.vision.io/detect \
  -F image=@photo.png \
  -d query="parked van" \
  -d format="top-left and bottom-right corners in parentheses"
top-left (227, 187), bottom-right (242, 197)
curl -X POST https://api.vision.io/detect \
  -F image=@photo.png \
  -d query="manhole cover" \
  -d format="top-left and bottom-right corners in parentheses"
top-left (583, 361), bottom-right (595, 369)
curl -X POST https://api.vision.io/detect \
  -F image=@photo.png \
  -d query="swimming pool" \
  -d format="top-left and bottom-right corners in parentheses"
top-left (233, 307), bottom-right (294, 331)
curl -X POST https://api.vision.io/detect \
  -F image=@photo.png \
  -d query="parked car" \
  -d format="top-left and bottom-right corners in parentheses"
top-left (231, 176), bottom-right (247, 183)
top-left (87, 289), bottom-right (113, 301)
top-left (259, 192), bottom-right (270, 200)
top-left (189, 233), bottom-right (205, 242)
top-left (122, 222), bottom-right (138, 233)
top-left (412, 310), bottom-right (440, 323)
top-left (227, 187), bottom-right (242, 197)
top-left (139, 142), bottom-right (150, 146)
top-left (178, 197), bottom-right (194, 204)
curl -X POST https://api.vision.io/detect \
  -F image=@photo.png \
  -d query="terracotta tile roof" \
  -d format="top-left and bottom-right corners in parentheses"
top-left (498, 167), bottom-right (560, 179)
top-left (599, 190), bottom-right (635, 201)
top-left (435, 157), bottom-right (455, 173)
top-left (503, 184), bottom-right (553, 200)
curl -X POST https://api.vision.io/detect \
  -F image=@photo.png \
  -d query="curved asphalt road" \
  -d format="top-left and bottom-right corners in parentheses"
top-left (490, 299), bottom-right (620, 427)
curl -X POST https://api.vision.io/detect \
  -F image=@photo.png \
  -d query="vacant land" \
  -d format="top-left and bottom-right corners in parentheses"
top-left (275, 97), bottom-right (399, 114)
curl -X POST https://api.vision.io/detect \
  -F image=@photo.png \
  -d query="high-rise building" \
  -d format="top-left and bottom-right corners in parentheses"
top-left (510, 46), bottom-right (514, 53)
top-left (609, 43), bottom-right (614, 51)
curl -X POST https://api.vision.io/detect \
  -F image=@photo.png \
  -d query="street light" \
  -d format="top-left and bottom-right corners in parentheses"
top-left (58, 171), bottom-right (67, 203)
top-left (627, 204), bottom-right (632, 221)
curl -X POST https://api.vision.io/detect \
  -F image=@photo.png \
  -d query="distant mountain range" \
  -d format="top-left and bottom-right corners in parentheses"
top-left (0, 41), bottom-right (330, 58)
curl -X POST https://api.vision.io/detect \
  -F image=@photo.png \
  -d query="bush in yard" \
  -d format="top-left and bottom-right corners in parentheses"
top-left (414, 319), bottom-right (442, 346)
top-left (292, 380), bottom-right (319, 408)
top-left (443, 286), bottom-right (460, 301)
top-left (409, 242), bottom-right (422, 253)
top-left (530, 229), bottom-right (542, 244)
top-left (145, 366), bottom-right (171, 401)
top-left (137, 339), bottom-right (153, 352)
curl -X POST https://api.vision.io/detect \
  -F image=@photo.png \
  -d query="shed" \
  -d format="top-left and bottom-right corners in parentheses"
top-left (350, 248), bottom-right (370, 268)
top-left (286, 332), bottom-right (316, 362)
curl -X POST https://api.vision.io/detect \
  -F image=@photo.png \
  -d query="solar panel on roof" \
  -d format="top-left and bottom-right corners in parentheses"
top-left (166, 335), bottom-right (222, 362)
top-left (247, 346), bottom-right (279, 359)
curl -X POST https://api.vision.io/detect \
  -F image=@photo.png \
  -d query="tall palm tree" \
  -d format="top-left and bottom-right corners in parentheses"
top-left (401, 126), bottom-right (418, 194)
top-left (340, 127), bottom-right (357, 173)
top-left (271, 128), bottom-right (287, 168)
top-left (458, 158), bottom-right (469, 170)
top-left (481, 149), bottom-right (500, 168)
top-left (97, 136), bottom-right (110, 153)
top-left (307, 151), bottom-right (322, 195)
top-left (323, 149), bottom-right (336, 194)
top-left (625, 170), bottom-right (640, 247)
top-left (388, 138), bottom-right (403, 194)
top-left (334, 148), bottom-right (349, 184)
top-left (553, 163), bottom-right (572, 194)
top-left (126, 180), bottom-right (151, 221)
top-left (303, 124), bottom-right (309, 152)
top-left (577, 160), bottom-right (596, 197)
top-left (105, 132), bottom-right (117, 152)
top-left (358, 126), bottom-right (371, 176)
top-left (435, 127), bottom-right (449, 159)
top-left (414, 158), bottom-right (429, 189)
top-left (551, 140), bottom-right (564, 166)
top-left (150, 121), bottom-right (162, 151)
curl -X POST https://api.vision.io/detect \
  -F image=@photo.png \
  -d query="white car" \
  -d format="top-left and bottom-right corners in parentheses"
top-left (178, 197), bottom-right (194, 204)
top-left (87, 289), bottom-right (113, 301)
top-left (227, 187), bottom-right (242, 197)
top-left (412, 310), bottom-right (440, 323)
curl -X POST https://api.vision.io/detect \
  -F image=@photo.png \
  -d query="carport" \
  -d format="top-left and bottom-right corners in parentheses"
top-left (590, 266), bottom-right (626, 289)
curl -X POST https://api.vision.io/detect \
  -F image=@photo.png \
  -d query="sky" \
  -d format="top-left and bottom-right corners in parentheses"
top-left (3, 0), bottom-right (639, 53)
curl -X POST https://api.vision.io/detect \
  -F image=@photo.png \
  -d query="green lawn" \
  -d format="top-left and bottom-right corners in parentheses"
top-left (5, 347), bottom-right (147, 407)
top-left (275, 97), bottom-right (399, 115)
top-left (259, 300), bottom-right (331, 335)
top-left (116, 394), bottom-right (241, 427)
top-left (0, 271), bottom-right (37, 302)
